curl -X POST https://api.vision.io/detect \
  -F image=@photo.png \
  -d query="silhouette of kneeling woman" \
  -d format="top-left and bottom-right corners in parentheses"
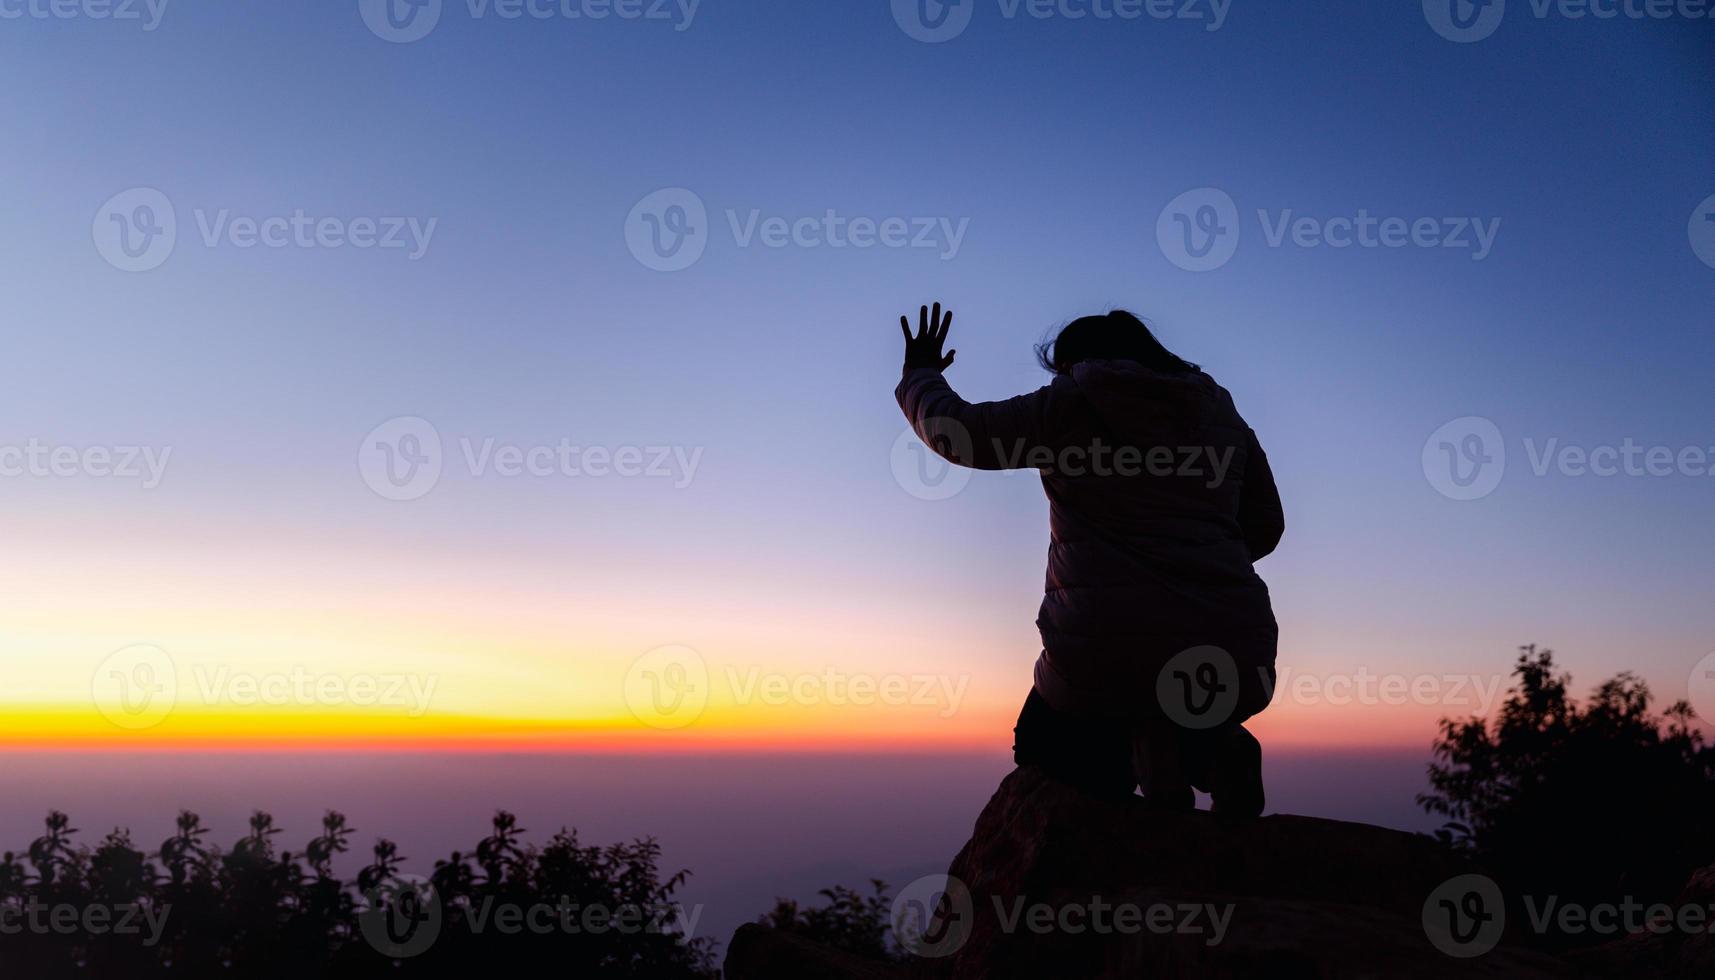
top-left (895, 304), bottom-right (1283, 816)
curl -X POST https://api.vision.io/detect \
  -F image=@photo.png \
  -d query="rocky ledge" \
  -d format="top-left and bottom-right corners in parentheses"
top-left (726, 766), bottom-right (1710, 979)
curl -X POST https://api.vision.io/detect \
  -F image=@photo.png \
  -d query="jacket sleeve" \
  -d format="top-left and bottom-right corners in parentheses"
top-left (894, 368), bottom-right (1061, 471)
top-left (1238, 427), bottom-right (1284, 561)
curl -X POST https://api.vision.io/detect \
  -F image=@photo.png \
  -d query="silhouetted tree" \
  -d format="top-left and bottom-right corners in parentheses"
top-left (1420, 645), bottom-right (1715, 949)
top-left (0, 807), bottom-right (716, 979)
top-left (757, 879), bottom-right (898, 960)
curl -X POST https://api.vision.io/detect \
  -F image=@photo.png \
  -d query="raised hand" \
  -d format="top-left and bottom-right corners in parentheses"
top-left (900, 302), bottom-right (956, 372)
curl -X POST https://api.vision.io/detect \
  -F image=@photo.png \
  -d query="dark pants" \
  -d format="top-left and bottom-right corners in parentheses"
top-left (1012, 689), bottom-right (1257, 807)
top-left (1011, 688), bottom-right (1140, 800)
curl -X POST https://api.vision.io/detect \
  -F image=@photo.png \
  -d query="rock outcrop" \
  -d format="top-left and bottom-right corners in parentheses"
top-left (725, 766), bottom-right (1708, 979)
top-left (1564, 860), bottom-right (1715, 979)
top-left (918, 766), bottom-right (1563, 978)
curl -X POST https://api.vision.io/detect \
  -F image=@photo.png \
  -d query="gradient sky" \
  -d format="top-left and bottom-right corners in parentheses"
top-left (2, 1), bottom-right (1713, 751)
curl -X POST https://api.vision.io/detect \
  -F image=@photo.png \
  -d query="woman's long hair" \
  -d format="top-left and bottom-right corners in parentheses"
top-left (1036, 311), bottom-right (1199, 376)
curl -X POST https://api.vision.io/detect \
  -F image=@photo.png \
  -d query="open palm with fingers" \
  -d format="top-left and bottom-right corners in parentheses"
top-left (901, 302), bottom-right (956, 372)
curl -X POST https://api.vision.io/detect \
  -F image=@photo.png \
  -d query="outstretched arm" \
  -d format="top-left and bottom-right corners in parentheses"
top-left (894, 303), bottom-right (1061, 472)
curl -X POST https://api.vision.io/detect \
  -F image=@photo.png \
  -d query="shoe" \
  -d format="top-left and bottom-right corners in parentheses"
top-left (1207, 726), bottom-right (1265, 818)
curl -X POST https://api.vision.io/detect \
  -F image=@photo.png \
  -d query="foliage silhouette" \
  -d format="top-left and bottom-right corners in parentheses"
top-left (1420, 644), bottom-right (1715, 949)
top-left (755, 878), bottom-right (899, 960)
top-left (0, 808), bottom-right (716, 979)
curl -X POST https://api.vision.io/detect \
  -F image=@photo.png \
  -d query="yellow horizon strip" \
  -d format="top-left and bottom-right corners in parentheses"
top-left (0, 701), bottom-right (1014, 749)
top-left (0, 701), bottom-right (1455, 753)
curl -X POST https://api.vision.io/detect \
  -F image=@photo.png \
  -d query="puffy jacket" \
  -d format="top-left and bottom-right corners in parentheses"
top-left (895, 360), bottom-right (1283, 721)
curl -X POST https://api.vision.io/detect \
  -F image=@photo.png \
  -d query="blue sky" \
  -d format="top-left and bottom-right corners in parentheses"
top-left (2, 1), bottom-right (1713, 744)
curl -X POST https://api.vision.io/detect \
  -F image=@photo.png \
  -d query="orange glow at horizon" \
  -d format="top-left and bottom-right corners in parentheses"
top-left (1, 532), bottom-right (1507, 757)
top-left (0, 695), bottom-right (1453, 755)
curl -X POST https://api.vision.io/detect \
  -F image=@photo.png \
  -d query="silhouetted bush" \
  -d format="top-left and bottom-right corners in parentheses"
top-left (755, 878), bottom-right (898, 959)
top-left (0, 808), bottom-right (716, 979)
top-left (1420, 645), bottom-right (1715, 949)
